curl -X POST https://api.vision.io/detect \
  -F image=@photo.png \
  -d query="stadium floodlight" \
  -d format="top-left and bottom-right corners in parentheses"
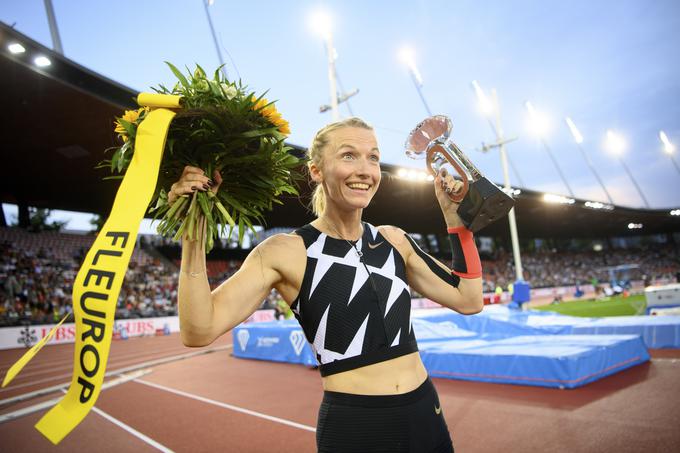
top-left (398, 46), bottom-right (431, 115)
top-left (605, 130), bottom-right (626, 155)
top-left (501, 187), bottom-right (521, 197)
top-left (543, 193), bottom-right (575, 205)
top-left (660, 131), bottom-right (675, 154)
top-left (524, 101), bottom-right (550, 137)
top-left (584, 201), bottom-right (614, 210)
top-left (471, 80), bottom-right (493, 115)
top-left (396, 167), bottom-right (430, 182)
top-left (605, 129), bottom-right (650, 208)
top-left (309, 9), bottom-right (333, 41)
top-left (565, 117), bottom-right (614, 205)
top-left (627, 223), bottom-right (643, 230)
top-left (525, 101), bottom-right (574, 197)
top-left (398, 47), bottom-right (423, 86)
top-left (565, 117), bottom-right (584, 144)
top-left (660, 131), bottom-right (680, 176)
top-left (8, 42), bottom-right (25, 54)
top-left (34, 56), bottom-right (51, 67)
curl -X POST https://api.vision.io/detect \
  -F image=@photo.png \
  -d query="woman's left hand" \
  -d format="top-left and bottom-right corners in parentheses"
top-left (434, 167), bottom-right (465, 228)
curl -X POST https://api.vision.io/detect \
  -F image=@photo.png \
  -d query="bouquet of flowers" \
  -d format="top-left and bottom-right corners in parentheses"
top-left (99, 63), bottom-right (304, 252)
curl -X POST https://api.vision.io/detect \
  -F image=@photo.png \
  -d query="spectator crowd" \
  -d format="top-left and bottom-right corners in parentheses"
top-left (1, 227), bottom-right (678, 326)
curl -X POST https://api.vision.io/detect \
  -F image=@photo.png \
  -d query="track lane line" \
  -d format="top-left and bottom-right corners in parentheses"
top-left (1, 345), bottom-right (197, 381)
top-left (0, 345), bottom-right (231, 399)
top-left (0, 369), bottom-right (152, 423)
top-left (0, 343), bottom-right (189, 375)
top-left (134, 379), bottom-right (317, 433)
top-left (58, 387), bottom-right (175, 453)
top-left (91, 405), bottom-right (175, 453)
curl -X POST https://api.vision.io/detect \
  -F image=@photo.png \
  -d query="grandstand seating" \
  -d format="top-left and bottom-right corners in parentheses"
top-left (0, 227), bottom-right (169, 326)
top-left (1, 225), bottom-right (678, 326)
top-left (0, 226), bottom-right (154, 265)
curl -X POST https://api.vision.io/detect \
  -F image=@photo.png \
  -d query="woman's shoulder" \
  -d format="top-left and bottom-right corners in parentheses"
top-left (256, 231), bottom-right (305, 254)
top-left (375, 224), bottom-right (409, 248)
top-left (251, 232), bottom-right (306, 274)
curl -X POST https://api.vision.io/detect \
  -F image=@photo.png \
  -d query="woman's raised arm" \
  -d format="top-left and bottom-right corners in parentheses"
top-left (170, 165), bottom-right (285, 346)
top-left (179, 229), bottom-right (284, 347)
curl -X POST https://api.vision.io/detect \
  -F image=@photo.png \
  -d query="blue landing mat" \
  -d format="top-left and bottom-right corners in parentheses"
top-left (233, 317), bottom-right (650, 388)
top-left (415, 305), bottom-right (680, 348)
top-left (418, 333), bottom-right (649, 389)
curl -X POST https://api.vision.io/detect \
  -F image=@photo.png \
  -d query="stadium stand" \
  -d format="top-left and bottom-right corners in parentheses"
top-left (480, 244), bottom-right (679, 291)
top-left (0, 227), bottom-right (173, 326)
top-left (1, 224), bottom-right (677, 327)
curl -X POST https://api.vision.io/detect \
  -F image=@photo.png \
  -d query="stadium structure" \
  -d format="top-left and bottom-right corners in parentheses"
top-left (2, 22), bottom-right (680, 244)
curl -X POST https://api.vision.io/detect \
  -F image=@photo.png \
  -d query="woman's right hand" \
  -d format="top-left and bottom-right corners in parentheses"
top-left (168, 166), bottom-right (223, 205)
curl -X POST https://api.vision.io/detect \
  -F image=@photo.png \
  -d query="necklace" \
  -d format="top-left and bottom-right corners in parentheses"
top-left (322, 218), bottom-right (364, 259)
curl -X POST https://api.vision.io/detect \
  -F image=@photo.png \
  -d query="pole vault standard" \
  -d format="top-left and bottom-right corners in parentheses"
top-left (471, 81), bottom-right (524, 282)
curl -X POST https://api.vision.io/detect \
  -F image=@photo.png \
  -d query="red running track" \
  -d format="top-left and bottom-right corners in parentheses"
top-left (1, 333), bottom-right (679, 452)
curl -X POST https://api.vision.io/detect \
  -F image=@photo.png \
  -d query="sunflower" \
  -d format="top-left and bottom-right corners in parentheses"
top-left (114, 107), bottom-right (149, 141)
top-left (253, 98), bottom-right (290, 136)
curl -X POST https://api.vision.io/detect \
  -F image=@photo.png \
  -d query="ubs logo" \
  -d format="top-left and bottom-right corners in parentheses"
top-left (289, 330), bottom-right (306, 356)
top-left (237, 329), bottom-right (250, 351)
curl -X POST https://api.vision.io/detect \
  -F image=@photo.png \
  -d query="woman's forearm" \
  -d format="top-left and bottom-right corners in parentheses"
top-left (178, 217), bottom-right (214, 346)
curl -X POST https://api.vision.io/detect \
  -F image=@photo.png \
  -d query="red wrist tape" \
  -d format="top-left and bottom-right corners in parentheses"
top-left (447, 226), bottom-right (482, 278)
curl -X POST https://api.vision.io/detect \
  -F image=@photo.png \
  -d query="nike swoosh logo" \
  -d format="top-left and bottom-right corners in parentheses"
top-left (368, 241), bottom-right (384, 249)
top-left (434, 405), bottom-right (442, 415)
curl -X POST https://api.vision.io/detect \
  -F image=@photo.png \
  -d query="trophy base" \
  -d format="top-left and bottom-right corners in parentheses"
top-left (457, 178), bottom-right (515, 232)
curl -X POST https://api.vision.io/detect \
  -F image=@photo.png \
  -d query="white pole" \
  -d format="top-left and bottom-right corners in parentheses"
top-left (618, 157), bottom-right (651, 209)
top-left (203, 0), bottom-right (228, 79)
top-left (43, 0), bottom-right (63, 54)
top-left (325, 34), bottom-right (339, 122)
top-left (492, 90), bottom-right (524, 281)
top-left (576, 142), bottom-right (615, 204)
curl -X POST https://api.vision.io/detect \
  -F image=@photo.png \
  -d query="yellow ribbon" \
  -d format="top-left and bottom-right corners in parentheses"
top-left (0, 94), bottom-right (180, 444)
top-left (137, 93), bottom-right (182, 109)
top-left (1, 313), bottom-right (71, 388)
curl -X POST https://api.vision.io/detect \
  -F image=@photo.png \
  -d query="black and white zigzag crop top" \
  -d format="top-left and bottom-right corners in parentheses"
top-left (291, 221), bottom-right (419, 377)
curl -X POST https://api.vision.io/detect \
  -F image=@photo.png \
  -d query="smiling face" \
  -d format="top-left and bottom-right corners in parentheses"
top-left (309, 126), bottom-right (381, 214)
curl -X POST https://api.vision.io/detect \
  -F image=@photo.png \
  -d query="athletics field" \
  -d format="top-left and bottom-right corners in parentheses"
top-left (533, 294), bottom-right (647, 317)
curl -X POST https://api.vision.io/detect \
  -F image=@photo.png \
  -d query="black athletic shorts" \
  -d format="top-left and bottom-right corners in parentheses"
top-left (316, 377), bottom-right (454, 453)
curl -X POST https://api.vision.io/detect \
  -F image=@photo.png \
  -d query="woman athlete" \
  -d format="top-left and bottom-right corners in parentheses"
top-left (171, 117), bottom-right (483, 452)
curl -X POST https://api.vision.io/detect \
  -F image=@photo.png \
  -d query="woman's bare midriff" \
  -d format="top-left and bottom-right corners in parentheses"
top-left (321, 352), bottom-right (428, 395)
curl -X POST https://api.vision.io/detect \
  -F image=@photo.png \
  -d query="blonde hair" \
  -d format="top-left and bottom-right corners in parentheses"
top-left (308, 117), bottom-right (374, 216)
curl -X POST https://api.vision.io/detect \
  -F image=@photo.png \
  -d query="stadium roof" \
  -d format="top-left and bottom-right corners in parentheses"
top-left (2, 23), bottom-right (679, 240)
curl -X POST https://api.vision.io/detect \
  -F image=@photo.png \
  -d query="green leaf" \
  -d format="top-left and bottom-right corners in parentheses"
top-left (117, 118), bottom-right (137, 139)
top-left (240, 127), bottom-right (279, 138)
top-left (165, 61), bottom-right (190, 89)
top-left (237, 216), bottom-right (245, 245)
top-left (111, 150), bottom-right (120, 173)
top-left (195, 64), bottom-right (207, 79)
